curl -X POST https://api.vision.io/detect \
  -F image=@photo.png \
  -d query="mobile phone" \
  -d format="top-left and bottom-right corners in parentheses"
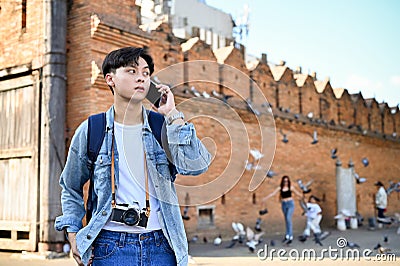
top-left (146, 80), bottom-right (162, 107)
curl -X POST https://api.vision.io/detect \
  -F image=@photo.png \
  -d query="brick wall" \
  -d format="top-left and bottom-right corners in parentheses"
top-left (0, 1), bottom-right (44, 68)
top-left (3, 0), bottom-right (399, 242)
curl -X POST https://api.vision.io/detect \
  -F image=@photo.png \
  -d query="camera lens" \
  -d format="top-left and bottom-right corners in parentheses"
top-left (122, 209), bottom-right (139, 226)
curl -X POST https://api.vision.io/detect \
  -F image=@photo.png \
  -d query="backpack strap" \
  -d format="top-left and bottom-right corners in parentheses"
top-left (147, 110), bottom-right (178, 180)
top-left (86, 112), bottom-right (106, 223)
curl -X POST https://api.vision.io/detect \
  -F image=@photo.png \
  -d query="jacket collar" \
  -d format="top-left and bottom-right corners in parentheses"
top-left (105, 105), bottom-right (152, 132)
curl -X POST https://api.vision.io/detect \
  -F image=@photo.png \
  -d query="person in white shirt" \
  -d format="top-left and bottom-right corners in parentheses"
top-left (375, 181), bottom-right (390, 224)
top-left (299, 195), bottom-right (322, 245)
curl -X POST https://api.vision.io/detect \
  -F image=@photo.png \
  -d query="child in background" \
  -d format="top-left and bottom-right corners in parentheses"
top-left (299, 195), bottom-right (323, 245)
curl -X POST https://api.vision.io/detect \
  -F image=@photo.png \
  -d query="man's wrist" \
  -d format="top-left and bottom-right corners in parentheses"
top-left (166, 108), bottom-right (179, 118)
top-left (166, 109), bottom-right (184, 125)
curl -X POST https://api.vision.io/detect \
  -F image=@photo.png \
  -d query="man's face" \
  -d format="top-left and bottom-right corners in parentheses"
top-left (108, 57), bottom-right (151, 103)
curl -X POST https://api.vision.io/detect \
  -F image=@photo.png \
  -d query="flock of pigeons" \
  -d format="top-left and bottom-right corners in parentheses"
top-left (245, 146), bottom-right (400, 193)
top-left (189, 219), bottom-right (396, 255)
top-left (189, 221), bottom-right (265, 253)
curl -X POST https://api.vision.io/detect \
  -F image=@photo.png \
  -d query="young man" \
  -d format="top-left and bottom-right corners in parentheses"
top-left (55, 47), bottom-right (211, 266)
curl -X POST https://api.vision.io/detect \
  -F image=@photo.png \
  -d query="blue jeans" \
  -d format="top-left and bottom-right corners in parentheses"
top-left (92, 230), bottom-right (176, 266)
top-left (281, 199), bottom-right (294, 239)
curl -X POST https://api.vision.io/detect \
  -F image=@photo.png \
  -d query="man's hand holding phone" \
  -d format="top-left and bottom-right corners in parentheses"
top-left (147, 80), bottom-right (173, 115)
top-left (147, 80), bottom-right (184, 125)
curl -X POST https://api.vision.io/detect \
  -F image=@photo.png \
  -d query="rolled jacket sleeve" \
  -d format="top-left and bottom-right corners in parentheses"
top-left (166, 122), bottom-right (211, 176)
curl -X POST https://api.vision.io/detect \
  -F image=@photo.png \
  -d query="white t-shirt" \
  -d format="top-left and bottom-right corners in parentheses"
top-left (103, 121), bottom-right (161, 233)
top-left (306, 202), bottom-right (322, 219)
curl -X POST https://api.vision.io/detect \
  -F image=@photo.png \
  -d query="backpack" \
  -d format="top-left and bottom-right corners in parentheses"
top-left (85, 110), bottom-right (177, 222)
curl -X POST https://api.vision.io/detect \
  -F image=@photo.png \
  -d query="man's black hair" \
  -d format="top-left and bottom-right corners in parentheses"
top-left (102, 47), bottom-right (154, 94)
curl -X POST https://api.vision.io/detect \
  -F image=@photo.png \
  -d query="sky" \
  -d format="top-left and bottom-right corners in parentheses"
top-left (205, 0), bottom-right (400, 107)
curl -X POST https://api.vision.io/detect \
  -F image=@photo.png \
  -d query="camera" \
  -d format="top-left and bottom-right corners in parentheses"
top-left (110, 202), bottom-right (149, 227)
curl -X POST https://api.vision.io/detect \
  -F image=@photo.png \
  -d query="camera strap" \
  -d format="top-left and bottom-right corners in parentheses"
top-left (110, 129), bottom-right (151, 217)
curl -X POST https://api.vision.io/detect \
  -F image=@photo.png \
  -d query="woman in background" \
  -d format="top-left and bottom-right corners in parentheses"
top-left (262, 175), bottom-right (303, 244)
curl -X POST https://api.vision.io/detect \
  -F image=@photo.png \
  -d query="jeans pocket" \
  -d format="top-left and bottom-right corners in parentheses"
top-left (93, 239), bottom-right (118, 260)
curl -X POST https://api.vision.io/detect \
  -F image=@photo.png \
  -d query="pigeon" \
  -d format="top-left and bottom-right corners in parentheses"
top-left (311, 130), bottom-right (318, 144)
top-left (261, 102), bottom-right (272, 108)
top-left (355, 212), bottom-right (364, 226)
top-left (266, 170), bottom-right (277, 178)
top-left (245, 160), bottom-right (262, 171)
top-left (211, 90), bottom-right (221, 97)
top-left (347, 241), bottom-right (360, 249)
top-left (250, 149), bottom-right (264, 161)
top-left (246, 227), bottom-right (264, 253)
top-left (334, 210), bottom-right (352, 220)
top-left (247, 149), bottom-right (264, 170)
top-left (213, 235), bottom-right (222, 246)
top-left (245, 160), bottom-right (253, 171)
top-left (255, 217), bottom-right (262, 231)
top-left (232, 222), bottom-right (245, 235)
top-left (270, 240), bottom-right (276, 247)
top-left (232, 222), bottom-right (246, 244)
top-left (279, 129), bottom-right (289, 143)
top-left (331, 148), bottom-right (338, 159)
top-left (63, 243), bottom-right (70, 254)
top-left (202, 91), bottom-right (210, 98)
top-left (225, 236), bottom-right (238, 248)
top-left (386, 181), bottom-right (400, 195)
top-left (377, 216), bottom-right (392, 224)
top-left (246, 101), bottom-right (261, 116)
top-left (190, 86), bottom-right (201, 97)
top-left (259, 208), bottom-right (268, 216)
top-left (354, 173), bottom-right (367, 184)
top-left (361, 157), bottom-right (369, 167)
top-left (211, 90), bottom-right (234, 103)
top-left (182, 206), bottom-right (190, 220)
top-left (383, 235), bottom-right (388, 243)
top-left (203, 236), bottom-right (208, 243)
top-left (190, 235), bottom-right (199, 243)
top-left (374, 243), bottom-right (392, 254)
top-left (297, 179), bottom-right (313, 194)
top-left (294, 113), bottom-right (300, 119)
top-left (307, 112), bottom-right (314, 119)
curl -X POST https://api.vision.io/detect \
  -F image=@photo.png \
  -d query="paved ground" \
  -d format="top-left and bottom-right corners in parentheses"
top-left (0, 226), bottom-right (398, 265)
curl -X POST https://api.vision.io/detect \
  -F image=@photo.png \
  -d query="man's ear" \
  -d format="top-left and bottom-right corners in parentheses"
top-left (105, 74), bottom-right (114, 87)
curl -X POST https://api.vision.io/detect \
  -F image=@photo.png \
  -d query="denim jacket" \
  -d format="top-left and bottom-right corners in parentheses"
top-left (55, 106), bottom-right (211, 266)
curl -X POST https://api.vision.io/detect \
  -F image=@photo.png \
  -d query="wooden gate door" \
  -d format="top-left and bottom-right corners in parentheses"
top-left (0, 71), bottom-right (39, 251)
